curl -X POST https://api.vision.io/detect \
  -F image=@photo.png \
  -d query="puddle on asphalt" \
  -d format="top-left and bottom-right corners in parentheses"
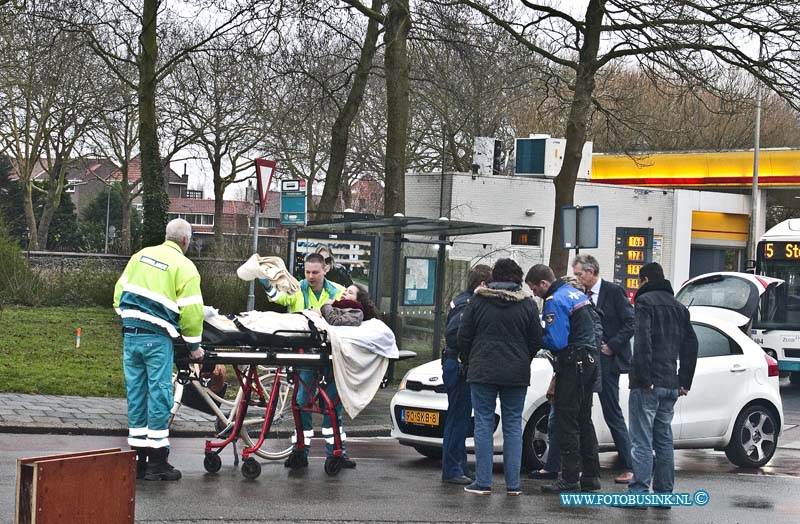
top-left (733, 496), bottom-right (774, 510)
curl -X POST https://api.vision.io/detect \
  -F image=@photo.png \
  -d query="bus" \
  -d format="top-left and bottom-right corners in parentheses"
top-left (753, 218), bottom-right (800, 383)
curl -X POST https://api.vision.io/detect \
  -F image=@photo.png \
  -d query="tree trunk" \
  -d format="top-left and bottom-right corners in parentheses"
top-left (36, 159), bottom-right (65, 249)
top-left (121, 186), bottom-right (132, 254)
top-left (382, 0), bottom-right (411, 216)
top-left (547, 0), bottom-right (603, 275)
top-left (36, 182), bottom-right (58, 249)
top-left (318, 0), bottom-right (383, 215)
top-left (139, 0), bottom-right (167, 247)
top-left (212, 155), bottom-right (225, 254)
top-left (21, 181), bottom-right (38, 250)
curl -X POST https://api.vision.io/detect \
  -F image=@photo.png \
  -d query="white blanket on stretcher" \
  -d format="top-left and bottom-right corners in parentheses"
top-left (229, 310), bottom-right (399, 418)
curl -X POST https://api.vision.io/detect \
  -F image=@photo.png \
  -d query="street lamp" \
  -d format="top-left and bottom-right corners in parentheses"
top-left (104, 184), bottom-right (112, 254)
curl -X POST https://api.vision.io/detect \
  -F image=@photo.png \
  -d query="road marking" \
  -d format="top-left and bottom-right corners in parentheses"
top-left (737, 473), bottom-right (800, 480)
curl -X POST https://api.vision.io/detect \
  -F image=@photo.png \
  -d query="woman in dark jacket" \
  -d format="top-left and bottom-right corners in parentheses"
top-left (457, 258), bottom-right (543, 495)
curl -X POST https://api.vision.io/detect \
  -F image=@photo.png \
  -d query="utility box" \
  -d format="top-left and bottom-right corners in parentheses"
top-left (515, 134), bottom-right (593, 179)
top-left (16, 448), bottom-right (136, 524)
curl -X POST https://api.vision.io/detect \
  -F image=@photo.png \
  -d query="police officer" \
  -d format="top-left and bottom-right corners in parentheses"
top-left (260, 252), bottom-right (355, 469)
top-left (113, 219), bottom-right (205, 481)
top-left (526, 264), bottom-right (601, 493)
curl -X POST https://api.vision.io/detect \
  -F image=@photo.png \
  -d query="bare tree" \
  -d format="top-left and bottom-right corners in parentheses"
top-left (61, 0), bottom-right (282, 246)
top-left (340, 0), bottom-right (411, 216)
top-left (88, 72), bottom-right (141, 255)
top-left (164, 42), bottom-right (268, 252)
top-left (456, 0), bottom-right (800, 274)
top-left (0, 4), bottom-right (101, 249)
top-left (317, 0), bottom-right (383, 216)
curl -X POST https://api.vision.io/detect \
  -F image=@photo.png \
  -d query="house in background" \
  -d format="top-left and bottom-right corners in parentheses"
top-left (105, 154), bottom-right (190, 213)
top-left (9, 157), bottom-right (119, 216)
top-left (345, 178), bottom-right (383, 215)
top-left (168, 190), bottom-right (287, 257)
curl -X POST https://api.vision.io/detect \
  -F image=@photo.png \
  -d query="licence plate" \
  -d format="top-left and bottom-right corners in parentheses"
top-left (403, 408), bottom-right (439, 426)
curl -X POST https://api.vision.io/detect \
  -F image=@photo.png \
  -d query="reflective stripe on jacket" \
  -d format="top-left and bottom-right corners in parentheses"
top-left (113, 240), bottom-right (204, 346)
top-left (265, 278), bottom-right (343, 312)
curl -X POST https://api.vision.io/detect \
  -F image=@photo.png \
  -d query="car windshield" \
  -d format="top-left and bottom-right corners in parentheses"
top-left (676, 275), bottom-right (756, 314)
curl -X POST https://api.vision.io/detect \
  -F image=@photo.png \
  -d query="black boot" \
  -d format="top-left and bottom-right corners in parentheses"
top-left (144, 448), bottom-right (182, 481)
top-left (132, 447), bottom-right (148, 480)
top-left (541, 479), bottom-right (581, 493)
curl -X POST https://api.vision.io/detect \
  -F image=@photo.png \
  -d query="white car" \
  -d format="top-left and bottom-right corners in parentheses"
top-left (390, 273), bottom-right (783, 469)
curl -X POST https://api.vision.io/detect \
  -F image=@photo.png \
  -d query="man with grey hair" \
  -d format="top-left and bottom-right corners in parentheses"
top-left (572, 253), bottom-right (635, 484)
top-left (114, 218), bottom-right (205, 481)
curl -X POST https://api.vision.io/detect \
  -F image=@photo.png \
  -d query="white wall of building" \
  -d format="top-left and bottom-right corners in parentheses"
top-left (406, 172), bottom-right (751, 284)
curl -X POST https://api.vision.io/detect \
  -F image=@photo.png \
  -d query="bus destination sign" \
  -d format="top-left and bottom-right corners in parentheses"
top-left (760, 242), bottom-right (800, 260)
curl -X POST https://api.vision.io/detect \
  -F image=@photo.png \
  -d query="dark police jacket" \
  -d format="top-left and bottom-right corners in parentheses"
top-left (541, 279), bottom-right (597, 352)
top-left (596, 279), bottom-right (635, 373)
top-left (457, 282), bottom-right (543, 387)
top-left (631, 278), bottom-right (699, 390)
top-left (443, 288), bottom-right (473, 359)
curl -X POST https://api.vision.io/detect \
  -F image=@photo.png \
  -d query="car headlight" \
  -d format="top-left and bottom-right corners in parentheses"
top-left (398, 370), bottom-right (413, 391)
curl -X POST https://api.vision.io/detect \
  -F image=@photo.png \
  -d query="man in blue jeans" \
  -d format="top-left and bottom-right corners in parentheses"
top-left (441, 264), bottom-right (491, 485)
top-left (628, 263), bottom-right (698, 499)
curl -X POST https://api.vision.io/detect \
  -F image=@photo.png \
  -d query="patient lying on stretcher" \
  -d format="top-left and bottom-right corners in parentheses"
top-left (309, 283), bottom-right (380, 327)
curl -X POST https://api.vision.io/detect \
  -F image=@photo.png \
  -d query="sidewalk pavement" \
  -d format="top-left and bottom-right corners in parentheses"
top-left (0, 387), bottom-right (395, 438)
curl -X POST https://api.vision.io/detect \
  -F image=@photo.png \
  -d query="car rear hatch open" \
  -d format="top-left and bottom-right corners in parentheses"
top-left (676, 273), bottom-right (782, 329)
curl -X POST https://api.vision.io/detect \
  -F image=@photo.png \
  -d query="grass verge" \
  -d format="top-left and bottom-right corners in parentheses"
top-left (0, 306), bottom-right (429, 398)
top-left (0, 306), bottom-right (124, 397)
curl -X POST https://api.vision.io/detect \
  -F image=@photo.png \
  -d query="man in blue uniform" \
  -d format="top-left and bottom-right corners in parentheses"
top-left (440, 264), bottom-right (491, 485)
top-left (526, 264), bottom-right (601, 493)
top-left (572, 254), bottom-right (635, 484)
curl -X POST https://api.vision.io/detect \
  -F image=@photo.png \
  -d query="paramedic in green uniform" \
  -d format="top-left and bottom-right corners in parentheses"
top-left (113, 218), bottom-right (204, 481)
top-left (260, 252), bottom-right (356, 468)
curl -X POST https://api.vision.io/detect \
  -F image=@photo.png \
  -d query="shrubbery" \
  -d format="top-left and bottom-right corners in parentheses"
top-left (0, 237), bottom-right (278, 312)
top-left (0, 219), bottom-right (43, 306)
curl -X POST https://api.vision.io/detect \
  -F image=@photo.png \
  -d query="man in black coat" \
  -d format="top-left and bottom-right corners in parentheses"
top-left (573, 254), bottom-right (635, 484)
top-left (628, 262), bottom-right (698, 496)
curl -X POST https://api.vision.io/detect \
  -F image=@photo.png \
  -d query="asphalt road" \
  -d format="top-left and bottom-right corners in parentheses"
top-left (4, 379), bottom-right (800, 524)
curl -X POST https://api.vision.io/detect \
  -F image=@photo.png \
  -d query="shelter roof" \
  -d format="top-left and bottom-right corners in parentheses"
top-left (304, 214), bottom-right (534, 237)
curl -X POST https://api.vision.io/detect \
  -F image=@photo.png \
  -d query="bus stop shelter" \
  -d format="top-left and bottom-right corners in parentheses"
top-left (303, 214), bottom-right (535, 368)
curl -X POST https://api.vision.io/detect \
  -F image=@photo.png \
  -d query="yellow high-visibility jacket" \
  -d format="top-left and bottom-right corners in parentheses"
top-left (113, 240), bottom-right (204, 348)
top-left (265, 278), bottom-right (344, 312)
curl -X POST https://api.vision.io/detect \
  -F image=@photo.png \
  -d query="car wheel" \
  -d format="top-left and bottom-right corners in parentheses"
top-left (789, 372), bottom-right (800, 386)
top-left (413, 445), bottom-right (443, 460)
top-left (522, 404), bottom-right (550, 472)
top-left (724, 403), bottom-right (778, 468)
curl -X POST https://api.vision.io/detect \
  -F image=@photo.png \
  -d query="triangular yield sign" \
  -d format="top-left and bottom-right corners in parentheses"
top-left (255, 158), bottom-right (276, 213)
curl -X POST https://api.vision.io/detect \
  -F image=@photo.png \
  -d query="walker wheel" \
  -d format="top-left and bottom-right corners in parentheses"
top-left (203, 452), bottom-right (222, 473)
top-left (324, 456), bottom-right (342, 476)
top-left (241, 458), bottom-right (261, 480)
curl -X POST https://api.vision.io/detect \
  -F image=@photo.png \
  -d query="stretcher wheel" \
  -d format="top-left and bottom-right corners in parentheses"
top-left (241, 458), bottom-right (261, 480)
top-left (203, 452), bottom-right (222, 473)
top-left (286, 450), bottom-right (306, 470)
top-left (324, 456), bottom-right (342, 476)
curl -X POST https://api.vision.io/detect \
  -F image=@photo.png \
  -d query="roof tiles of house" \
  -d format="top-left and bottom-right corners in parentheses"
top-left (10, 157), bottom-right (118, 182)
top-left (106, 154), bottom-right (186, 185)
top-left (169, 191), bottom-right (281, 218)
top-left (169, 198), bottom-right (251, 216)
